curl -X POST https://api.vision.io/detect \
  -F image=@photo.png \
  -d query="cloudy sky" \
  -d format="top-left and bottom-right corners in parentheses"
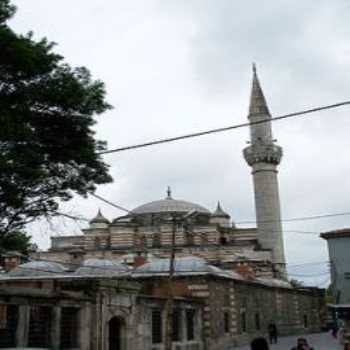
top-left (10, 0), bottom-right (350, 286)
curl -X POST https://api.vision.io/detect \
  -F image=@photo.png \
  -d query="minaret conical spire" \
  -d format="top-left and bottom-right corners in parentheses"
top-left (249, 63), bottom-right (270, 117)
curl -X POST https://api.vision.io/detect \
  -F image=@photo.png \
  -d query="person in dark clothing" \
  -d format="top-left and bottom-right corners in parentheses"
top-left (291, 337), bottom-right (314, 350)
top-left (251, 337), bottom-right (269, 350)
top-left (331, 322), bottom-right (338, 338)
top-left (267, 322), bottom-right (278, 344)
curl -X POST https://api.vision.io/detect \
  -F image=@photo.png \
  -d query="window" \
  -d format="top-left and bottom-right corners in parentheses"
top-left (60, 307), bottom-right (79, 349)
top-left (224, 291), bottom-right (230, 306)
top-left (224, 312), bottom-right (230, 333)
top-left (152, 309), bottom-right (162, 344)
top-left (201, 233), bottom-right (208, 245)
top-left (255, 312), bottom-right (260, 330)
top-left (186, 309), bottom-right (195, 340)
top-left (152, 233), bottom-right (161, 248)
top-left (185, 231), bottom-right (194, 246)
top-left (172, 308), bottom-right (181, 341)
top-left (241, 310), bottom-right (247, 333)
top-left (28, 306), bottom-right (51, 348)
top-left (303, 314), bottom-right (308, 328)
top-left (0, 305), bottom-right (17, 348)
top-left (220, 236), bottom-right (227, 245)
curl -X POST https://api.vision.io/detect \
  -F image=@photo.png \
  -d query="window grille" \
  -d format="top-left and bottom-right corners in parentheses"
top-left (186, 309), bottom-right (195, 340)
top-left (152, 309), bottom-right (162, 344)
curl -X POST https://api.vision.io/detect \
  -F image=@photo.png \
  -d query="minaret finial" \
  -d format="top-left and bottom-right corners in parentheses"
top-left (252, 62), bottom-right (257, 75)
top-left (166, 186), bottom-right (172, 199)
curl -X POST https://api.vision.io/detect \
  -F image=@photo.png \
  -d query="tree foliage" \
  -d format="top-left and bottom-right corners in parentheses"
top-left (0, 0), bottom-right (112, 236)
top-left (290, 279), bottom-right (304, 288)
top-left (0, 231), bottom-right (31, 254)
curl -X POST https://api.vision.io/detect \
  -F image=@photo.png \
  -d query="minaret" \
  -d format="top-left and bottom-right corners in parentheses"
top-left (243, 65), bottom-right (286, 278)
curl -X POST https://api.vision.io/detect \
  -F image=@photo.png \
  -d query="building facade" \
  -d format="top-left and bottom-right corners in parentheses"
top-left (0, 257), bottom-right (324, 350)
top-left (321, 229), bottom-right (350, 304)
top-left (0, 68), bottom-right (326, 350)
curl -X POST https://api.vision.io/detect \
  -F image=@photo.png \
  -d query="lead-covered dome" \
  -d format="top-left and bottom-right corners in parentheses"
top-left (75, 258), bottom-right (129, 276)
top-left (131, 188), bottom-right (210, 215)
top-left (8, 261), bottom-right (67, 277)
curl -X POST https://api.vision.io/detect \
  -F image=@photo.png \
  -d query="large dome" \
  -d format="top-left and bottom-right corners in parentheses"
top-left (131, 189), bottom-right (210, 215)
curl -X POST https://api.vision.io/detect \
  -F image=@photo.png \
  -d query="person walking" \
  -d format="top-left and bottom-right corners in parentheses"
top-left (267, 322), bottom-right (278, 344)
top-left (251, 337), bottom-right (269, 350)
top-left (291, 337), bottom-right (314, 350)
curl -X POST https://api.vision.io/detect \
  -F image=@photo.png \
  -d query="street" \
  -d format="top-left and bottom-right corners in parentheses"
top-left (231, 332), bottom-right (341, 350)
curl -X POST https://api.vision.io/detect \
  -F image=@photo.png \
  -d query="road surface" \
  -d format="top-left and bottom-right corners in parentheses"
top-left (231, 332), bottom-right (341, 350)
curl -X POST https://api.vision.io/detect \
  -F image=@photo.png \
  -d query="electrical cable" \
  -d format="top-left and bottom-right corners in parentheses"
top-left (98, 101), bottom-right (350, 155)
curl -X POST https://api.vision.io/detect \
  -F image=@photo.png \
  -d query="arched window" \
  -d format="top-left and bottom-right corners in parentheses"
top-left (152, 233), bottom-right (161, 248)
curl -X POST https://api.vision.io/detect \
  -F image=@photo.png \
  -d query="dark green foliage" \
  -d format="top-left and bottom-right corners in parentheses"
top-left (290, 279), bottom-right (304, 288)
top-left (0, 231), bottom-right (31, 253)
top-left (0, 0), bottom-right (113, 236)
top-left (0, 0), bottom-right (15, 24)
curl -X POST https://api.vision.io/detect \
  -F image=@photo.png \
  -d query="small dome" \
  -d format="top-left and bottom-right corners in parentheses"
top-left (212, 202), bottom-right (230, 219)
top-left (134, 256), bottom-right (208, 274)
top-left (133, 256), bottom-right (244, 280)
top-left (8, 261), bottom-right (67, 277)
top-left (75, 258), bottom-right (129, 276)
top-left (90, 209), bottom-right (110, 225)
top-left (131, 188), bottom-right (210, 216)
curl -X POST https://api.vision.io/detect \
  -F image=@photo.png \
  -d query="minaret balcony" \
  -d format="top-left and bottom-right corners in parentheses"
top-left (243, 143), bottom-right (282, 166)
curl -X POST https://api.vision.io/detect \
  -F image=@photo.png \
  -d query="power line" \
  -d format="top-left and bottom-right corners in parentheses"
top-left (90, 193), bottom-right (132, 214)
top-left (288, 271), bottom-right (330, 278)
top-left (236, 211), bottom-right (350, 225)
top-left (284, 230), bottom-right (319, 235)
top-left (98, 101), bottom-right (350, 155)
top-left (288, 261), bottom-right (329, 268)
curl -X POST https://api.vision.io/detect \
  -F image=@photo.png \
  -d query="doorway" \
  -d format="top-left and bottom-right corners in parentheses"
top-left (108, 317), bottom-right (123, 350)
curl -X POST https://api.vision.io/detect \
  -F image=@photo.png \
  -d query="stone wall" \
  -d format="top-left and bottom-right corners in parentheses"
top-left (137, 275), bottom-right (324, 350)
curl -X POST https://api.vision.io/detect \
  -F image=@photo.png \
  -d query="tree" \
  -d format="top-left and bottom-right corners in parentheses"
top-left (0, 231), bottom-right (31, 254)
top-left (0, 0), bottom-right (112, 237)
top-left (290, 279), bottom-right (304, 288)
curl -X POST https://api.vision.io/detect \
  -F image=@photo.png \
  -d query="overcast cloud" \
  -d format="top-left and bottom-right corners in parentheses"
top-left (10, 0), bottom-right (350, 286)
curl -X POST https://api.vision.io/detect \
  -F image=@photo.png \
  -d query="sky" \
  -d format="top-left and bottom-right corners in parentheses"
top-left (10, 0), bottom-right (350, 286)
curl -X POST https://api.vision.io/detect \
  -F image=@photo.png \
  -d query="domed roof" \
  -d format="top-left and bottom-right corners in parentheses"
top-left (133, 256), bottom-right (243, 280)
top-left (8, 261), bottom-right (67, 277)
top-left (75, 258), bottom-right (129, 276)
top-left (131, 188), bottom-right (210, 215)
top-left (134, 256), bottom-right (208, 274)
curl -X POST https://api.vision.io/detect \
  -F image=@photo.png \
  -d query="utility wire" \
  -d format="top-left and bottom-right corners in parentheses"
top-left (90, 193), bottom-right (132, 214)
top-left (98, 101), bottom-right (350, 155)
top-left (236, 211), bottom-right (350, 225)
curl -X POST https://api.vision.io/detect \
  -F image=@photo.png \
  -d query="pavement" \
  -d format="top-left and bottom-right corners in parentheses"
top-left (231, 332), bottom-right (342, 350)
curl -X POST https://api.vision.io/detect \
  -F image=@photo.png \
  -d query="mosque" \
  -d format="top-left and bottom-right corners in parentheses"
top-left (0, 68), bottom-right (325, 350)
top-left (36, 65), bottom-right (286, 280)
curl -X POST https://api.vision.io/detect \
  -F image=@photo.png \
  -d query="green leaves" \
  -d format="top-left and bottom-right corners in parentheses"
top-left (0, 0), bottom-right (16, 24)
top-left (0, 0), bottom-right (113, 236)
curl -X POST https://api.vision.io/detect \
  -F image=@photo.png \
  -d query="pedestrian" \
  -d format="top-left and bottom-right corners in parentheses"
top-left (251, 337), bottom-right (269, 350)
top-left (291, 337), bottom-right (314, 350)
top-left (267, 321), bottom-right (278, 344)
top-left (331, 322), bottom-right (339, 338)
top-left (338, 325), bottom-right (345, 347)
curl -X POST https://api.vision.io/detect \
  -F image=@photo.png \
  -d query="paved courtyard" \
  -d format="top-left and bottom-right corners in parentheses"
top-left (230, 332), bottom-right (341, 350)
